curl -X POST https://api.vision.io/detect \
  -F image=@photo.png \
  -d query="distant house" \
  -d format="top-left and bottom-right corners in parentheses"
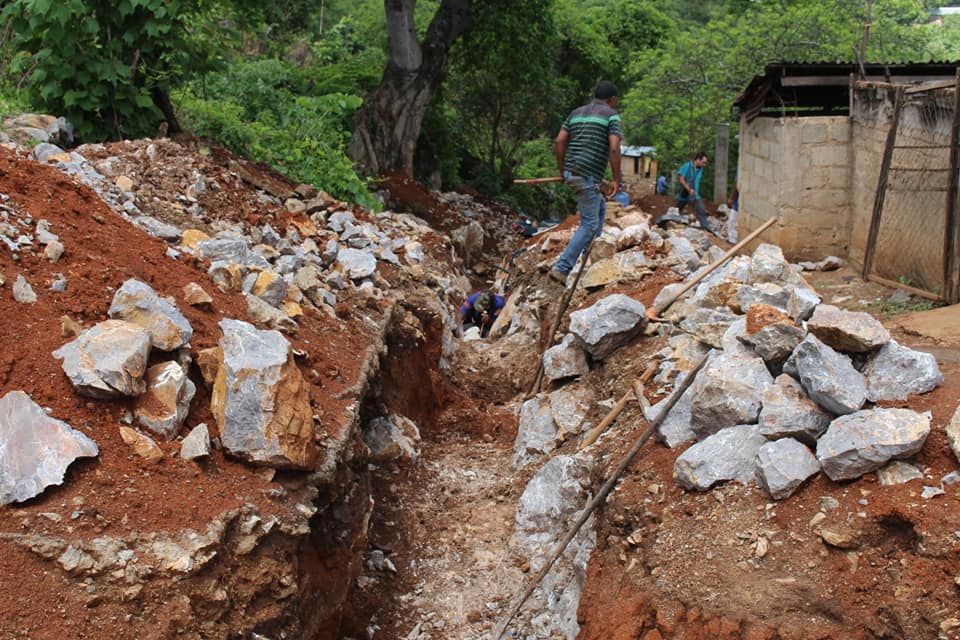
top-left (733, 61), bottom-right (960, 297)
top-left (621, 145), bottom-right (657, 181)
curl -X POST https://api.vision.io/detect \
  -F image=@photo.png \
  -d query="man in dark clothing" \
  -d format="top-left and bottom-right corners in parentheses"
top-left (550, 81), bottom-right (623, 284)
top-left (456, 290), bottom-right (505, 338)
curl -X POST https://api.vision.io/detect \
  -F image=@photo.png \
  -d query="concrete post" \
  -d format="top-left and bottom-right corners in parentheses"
top-left (714, 123), bottom-right (730, 203)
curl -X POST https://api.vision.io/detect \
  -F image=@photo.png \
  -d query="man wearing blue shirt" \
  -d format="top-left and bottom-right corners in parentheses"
top-left (456, 290), bottom-right (505, 338)
top-left (672, 152), bottom-right (717, 236)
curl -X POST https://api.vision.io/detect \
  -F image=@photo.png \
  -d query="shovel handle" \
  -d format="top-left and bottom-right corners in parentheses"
top-left (513, 177), bottom-right (564, 184)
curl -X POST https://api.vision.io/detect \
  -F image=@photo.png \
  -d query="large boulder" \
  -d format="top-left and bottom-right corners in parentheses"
top-left (816, 408), bottom-right (931, 481)
top-left (363, 414), bottom-right (421, 463)
top-left (513, 454), bottom-right (595, 640)
top-left (0, 391), bottom-right (99, 504)
top-left (549, 386), bottom-right (593, 440)
top-left (755, 437), bottom-right (820, 500)
top-left (514, 395), bottom-right (558, 469)
top-left (134, 362), bottom-right (196, 441)
top-left (758, 374), bottom-right (833, 444)
top-left (650, 381), bottom-right (696, 449)
top-left (108, 279), bottom-right (193, 351)
top-left (862, 340), bottom-right (943, 402)
top-left (690, 351), bottom-right (773, 439)
top-left (788, 334), bottom-right (867, 415)
top-left (542, 334), bottom-right (589, 382)
top-left (337, 247), bottom-right (377, 279)
top-left (568, 294), bottom-right (647, 360)
top-left (739, 306), bottom-right (805, 364)
top-left (211, 319), bottom-right (315, 469)
top-left (807, 304), bottom-right (890, 353)
top-left (53, 320), bottom-right (152, 398)
top-left (674, 424), bottom-right (767, 491)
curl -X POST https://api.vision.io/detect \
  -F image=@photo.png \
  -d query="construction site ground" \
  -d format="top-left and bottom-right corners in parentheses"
top-left (0, 141), bottom-right (958, 640)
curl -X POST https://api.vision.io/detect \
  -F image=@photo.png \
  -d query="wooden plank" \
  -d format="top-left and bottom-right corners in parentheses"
top-left (943, 69), bottom-right (960, 304)
top-left (865, 274), bottom-right (942, 301)
top-left (862, 85), bottom-right (903, 279)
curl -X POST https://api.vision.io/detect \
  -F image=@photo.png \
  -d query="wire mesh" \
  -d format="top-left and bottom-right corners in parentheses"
top-left (858, 85), bottom-right (957, 293)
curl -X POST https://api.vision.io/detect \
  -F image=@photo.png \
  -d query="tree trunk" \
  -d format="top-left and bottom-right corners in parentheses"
top-left (350, 0), bottom-right (470, 176)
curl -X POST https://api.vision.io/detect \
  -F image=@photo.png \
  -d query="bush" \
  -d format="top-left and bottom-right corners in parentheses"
top-left (177, 61), bottom-right (374, 208)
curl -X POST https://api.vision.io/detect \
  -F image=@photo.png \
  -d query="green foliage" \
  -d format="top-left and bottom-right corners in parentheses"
top-left (446, 0), bottom-right (566, 187)
top-left (869, 297), bottom-right (944, 319)
top-left (177, 59), bottom-right (374, 207)
top-left (621, 0), bottom-right (931, 184)
top-left (508, 137), bottom-right (577, 220)
top-left (923, 15), bottom-right (960, 60)
top-left (3, 0), bottom-right (248, 140)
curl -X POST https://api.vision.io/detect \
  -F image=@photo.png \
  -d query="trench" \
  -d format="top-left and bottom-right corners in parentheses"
top-left (292, 294), bottom-right (524, 639)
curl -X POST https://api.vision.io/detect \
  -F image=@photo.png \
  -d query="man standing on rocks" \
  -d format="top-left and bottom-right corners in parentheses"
top-left (549, 80), bottom-right (623, 285)
top-left (665, 151), bottom-right (718, 236)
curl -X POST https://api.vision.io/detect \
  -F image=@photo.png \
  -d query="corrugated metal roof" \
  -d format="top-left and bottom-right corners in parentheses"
top-left (621, 145), bottom-right (656, 157)
top-left (733, 61), bottom-right (960, 121)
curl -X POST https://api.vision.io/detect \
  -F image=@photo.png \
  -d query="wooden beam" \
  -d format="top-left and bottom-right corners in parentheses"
top-left (865, 274), bottom-right (942, 301)
top-left (862, 86), bottom-right (903, 279)
top-left (943, 69), bottom-right (960, 304)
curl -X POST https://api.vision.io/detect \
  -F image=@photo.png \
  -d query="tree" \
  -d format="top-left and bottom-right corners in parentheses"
top-left (349, 0), bottom-right (471, 176)
top-left (444, 0), bottom-right (566, 188)
top-left (621, 0), bottom-right (929, 176)
top-left (3, 0), bottom-right (247, 140)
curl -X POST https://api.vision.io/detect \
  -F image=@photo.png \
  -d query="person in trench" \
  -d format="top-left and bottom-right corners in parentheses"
top-left (455, 290), bottom-right (505, 339)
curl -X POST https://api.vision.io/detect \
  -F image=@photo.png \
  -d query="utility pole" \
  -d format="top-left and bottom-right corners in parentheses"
top-left (714, 123), bottom-right (729, 204)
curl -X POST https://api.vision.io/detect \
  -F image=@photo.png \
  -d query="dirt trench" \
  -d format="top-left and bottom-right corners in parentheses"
top-left (336, 295), bottom-right (531, 639)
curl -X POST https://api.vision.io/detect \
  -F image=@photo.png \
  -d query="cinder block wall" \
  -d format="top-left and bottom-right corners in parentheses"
top-left (739, 115), bottom-right (852, 260)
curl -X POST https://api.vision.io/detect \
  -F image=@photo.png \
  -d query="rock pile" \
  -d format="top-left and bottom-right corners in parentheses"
top-left (650, 243), bottom-right (942, 498)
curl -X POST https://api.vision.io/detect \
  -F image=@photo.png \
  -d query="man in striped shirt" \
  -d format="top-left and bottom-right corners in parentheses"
top-left (550, 81), bottom-right (623, 284)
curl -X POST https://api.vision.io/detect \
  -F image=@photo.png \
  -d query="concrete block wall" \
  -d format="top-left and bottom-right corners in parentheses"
top-left (739, 115), bottom-right (851, 259)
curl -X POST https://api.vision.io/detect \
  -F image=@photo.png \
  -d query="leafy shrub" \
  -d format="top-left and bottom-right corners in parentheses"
top-left (177, 60), bottom-right (374, 207)
top-left (3, 0), bottom-right (237, 140)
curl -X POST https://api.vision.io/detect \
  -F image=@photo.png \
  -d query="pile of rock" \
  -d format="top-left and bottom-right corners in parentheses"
top-left (649, 243), bottom-right (943, 499)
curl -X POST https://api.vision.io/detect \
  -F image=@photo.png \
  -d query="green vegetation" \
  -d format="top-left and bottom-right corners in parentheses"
top-left (1, 0), bottom-right (958, 216)
top-left (175, 59), bottom-right (374, 207)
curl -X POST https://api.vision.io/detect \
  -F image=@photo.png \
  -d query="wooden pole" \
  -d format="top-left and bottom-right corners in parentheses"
top-left (943, 69), bottom-right (960, 304)
top-left (578, 359), bottom-right (659, 451)
top-left (865, 274), bottom-right (941, 302)
top-left (862, 85), bottom-right (903, 279)
top-left (513, 177), bottom-right (563, 184)
top-left (528, 238), bottom-right (595, 396)
top-left (648, 216), bottom-right (776, 321)
top-left (493, 351), bottom-right (711, 640)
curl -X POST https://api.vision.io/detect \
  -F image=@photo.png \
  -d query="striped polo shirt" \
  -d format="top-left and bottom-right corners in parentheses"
top-left (562, 99), bottom-right (622, 180)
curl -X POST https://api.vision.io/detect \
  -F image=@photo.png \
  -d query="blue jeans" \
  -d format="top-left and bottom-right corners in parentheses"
top-left (555, 171), bottom-right (605, 274)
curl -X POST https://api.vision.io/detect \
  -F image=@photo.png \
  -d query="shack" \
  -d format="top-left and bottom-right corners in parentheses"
top-left (621, 145), bottom-right (658, 182)
top-left (733, 61), bottom-right (960, 299)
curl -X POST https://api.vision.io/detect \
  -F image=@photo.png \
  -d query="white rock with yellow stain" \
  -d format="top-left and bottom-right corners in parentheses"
top-left (182, 282), bottom-right (212, 307)
top-left (53, 320), bottom-right (152, 398)
top-left (108, 279), bottom-right (193, 351)
top-left (135, 361), bottom-right (196, 441)
top-left (119, 426), bottom-right (164, 461)
top-left (114, 175), bottom-right (134, 192)
top-left (211, 319), bottom-right (316, 469)
top-left (180, 229), bottom-right (211, 254)
top-left (251, 270), bottom-right (288, 307)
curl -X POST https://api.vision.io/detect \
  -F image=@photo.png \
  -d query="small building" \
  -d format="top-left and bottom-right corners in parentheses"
top-left (621, 145), bottom-right (658, 181)
top-left (733, 61), bottom-right (960, 295)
